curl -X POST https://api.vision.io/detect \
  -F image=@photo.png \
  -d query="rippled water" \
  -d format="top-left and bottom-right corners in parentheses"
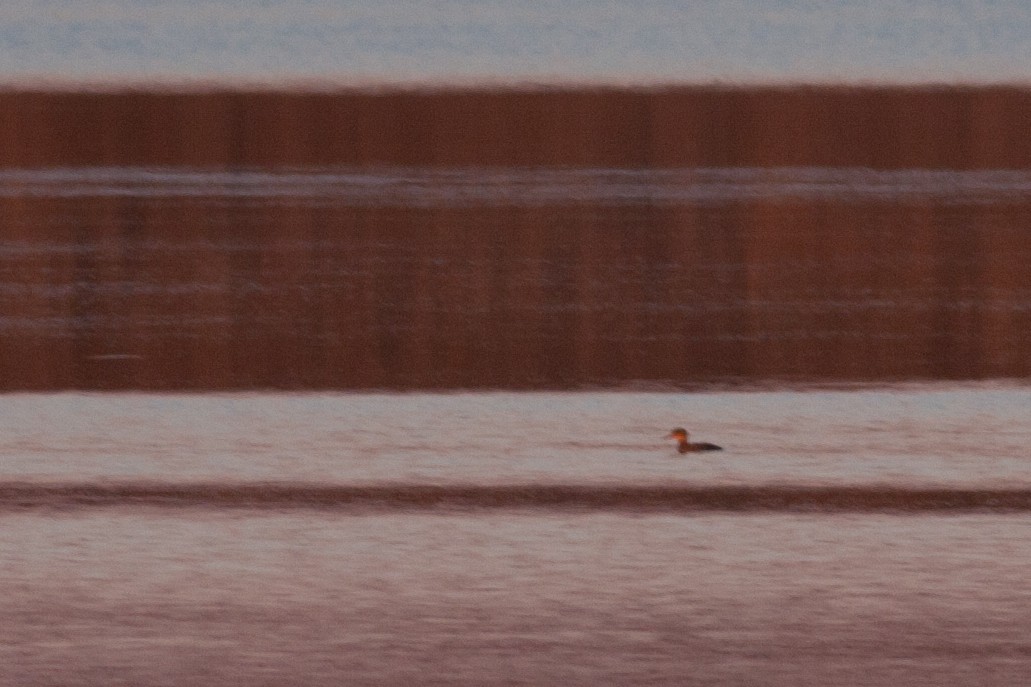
top-left (5, 511), bottom-right (1030, 686)
top-left (2, 387), bottom-right (1030, 684)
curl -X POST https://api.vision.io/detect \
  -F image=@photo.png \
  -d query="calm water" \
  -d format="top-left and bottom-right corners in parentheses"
top-left (2, 387), bottom-right (1030, 684)
top-left (1, 387), bottom-right (1029, 488)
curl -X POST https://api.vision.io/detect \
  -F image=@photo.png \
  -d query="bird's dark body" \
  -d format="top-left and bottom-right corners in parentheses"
top-left (676, 441), bottom-right (723, 453)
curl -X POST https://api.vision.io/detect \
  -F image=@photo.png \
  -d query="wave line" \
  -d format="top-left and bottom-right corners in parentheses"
top-left (2, 483), bottom-right (1030, 513)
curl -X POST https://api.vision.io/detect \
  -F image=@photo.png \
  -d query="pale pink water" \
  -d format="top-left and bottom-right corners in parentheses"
top-left (1, 386), bottom-right (1029, 684)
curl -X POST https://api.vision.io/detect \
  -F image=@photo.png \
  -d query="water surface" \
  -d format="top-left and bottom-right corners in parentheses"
top-left (2, 83), bottom-right (1030, 684)
top-left (2, 387), bottom-right (1030, 685)
top-left (2, 163), bottom-right (1029, 388)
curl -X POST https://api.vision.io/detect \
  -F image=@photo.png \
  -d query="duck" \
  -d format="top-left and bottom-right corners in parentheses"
top-left (667, 427), bottom-right (722, 453)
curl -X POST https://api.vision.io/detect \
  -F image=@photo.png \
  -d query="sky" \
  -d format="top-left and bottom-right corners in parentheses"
top-left (1, 1), bottom-right (1030, 87)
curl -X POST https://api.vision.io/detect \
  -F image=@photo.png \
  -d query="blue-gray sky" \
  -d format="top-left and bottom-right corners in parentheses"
top-left (1, 1), bottom-right (1029, 86)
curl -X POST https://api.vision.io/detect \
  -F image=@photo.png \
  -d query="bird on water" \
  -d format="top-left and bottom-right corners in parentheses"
top-left (667, 428), bottom-right (722, 453)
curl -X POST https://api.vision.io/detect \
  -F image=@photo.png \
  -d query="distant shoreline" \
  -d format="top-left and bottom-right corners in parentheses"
top-left (2, 85), bottom-right (1029, 390)
top-left (3, 85), bottom-right (1031, 169)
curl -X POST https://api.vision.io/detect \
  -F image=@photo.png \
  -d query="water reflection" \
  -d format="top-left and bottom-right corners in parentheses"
top-left (0, 167), bottom-right (1028, 389)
